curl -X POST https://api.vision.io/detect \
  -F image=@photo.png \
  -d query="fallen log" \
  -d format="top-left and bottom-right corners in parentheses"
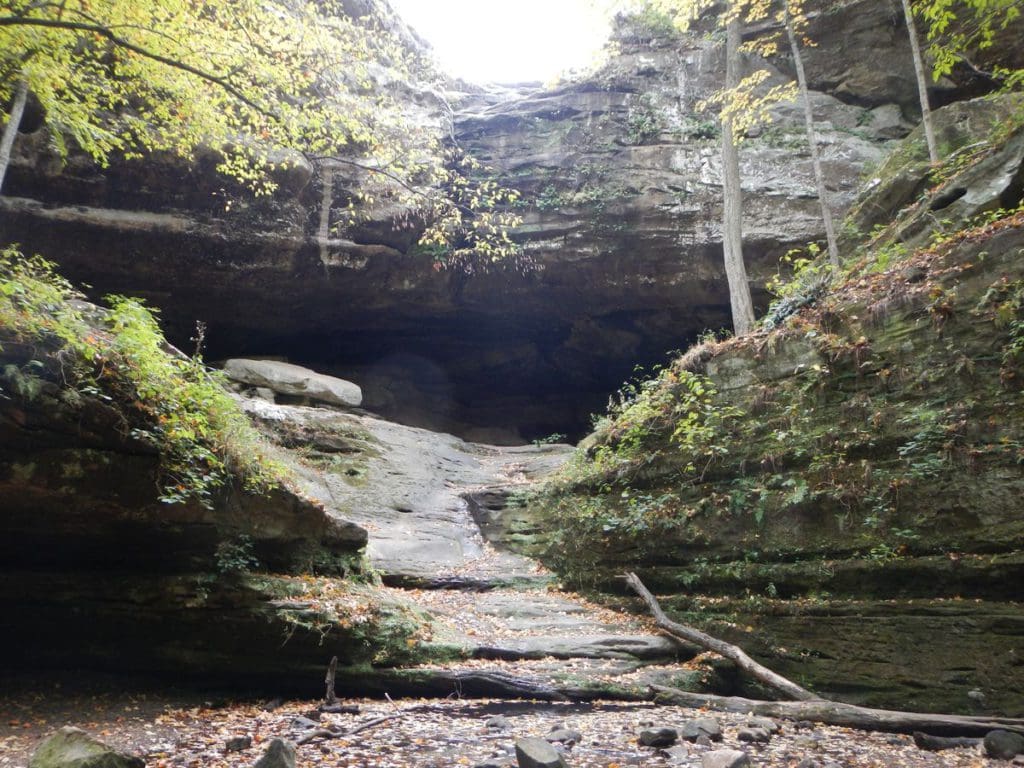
top-left (627, 572), bottom-right (1024, 738)
top-left (624, 572), bottom-right (815, 701)
top-left (912, 732), bottom-right (983, 750)
top-left (649, 686), bottom-right (1024, 737)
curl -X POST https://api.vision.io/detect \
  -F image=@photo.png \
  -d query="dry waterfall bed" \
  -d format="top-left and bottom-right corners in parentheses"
top-left (0, 683), bottom-right (1015, 768)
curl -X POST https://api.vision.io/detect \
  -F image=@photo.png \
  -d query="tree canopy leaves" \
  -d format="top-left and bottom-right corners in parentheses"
top-left (0, 0), bottom-right (523, 267)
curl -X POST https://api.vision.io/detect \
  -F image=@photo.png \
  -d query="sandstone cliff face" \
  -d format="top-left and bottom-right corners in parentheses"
top-left (0, 304), bottom-right (408, 688)
top-left (520, 96), bottom-right (1024, 714)
top-left (0, 0), bottom-right (939, 442)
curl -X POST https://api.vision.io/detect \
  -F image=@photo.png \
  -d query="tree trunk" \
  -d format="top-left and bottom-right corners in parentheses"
top-left (0, 79), bottom-right (28, 195)
top-left (324, 655), bottom-right (338, 705)
top-left (650, 686), bottom-right (1024, 738)
top-left (900, 0), bottom-right (939, 164)
top-left (783, 3), bottom-right (840, 267)
top-left (720, 17), bottom-right (756, 335)
top-left (624, 572), bottom-right (817, 701)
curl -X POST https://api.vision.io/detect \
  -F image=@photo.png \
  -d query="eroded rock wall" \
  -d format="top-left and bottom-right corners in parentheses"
top-left (521, 96), bottom-right (1024, 713)
top-left (0, 0), bottom-right (946, 441)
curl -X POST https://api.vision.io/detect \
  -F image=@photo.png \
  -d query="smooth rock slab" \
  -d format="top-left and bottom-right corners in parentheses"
top-left (29, 727), bottom-right (144, 768)
top-left (482, 633), bottom-right (679, 662)
top-left (224, 359), bottom-right (362, 408)
top-left (702, 749), bottom-right (751, 768)
top-left (515, 737), bottom-right (568, 768)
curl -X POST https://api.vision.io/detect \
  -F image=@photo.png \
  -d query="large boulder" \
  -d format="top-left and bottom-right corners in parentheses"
top-left (985, 730), bottom-right (1024, 760)
top-left (29, 727), bottom-right (144, 768)
top-left (224, 358), bottom-right (363, 408)
top-left (252, 739), bottom-right (296, 768)
top-left (514, 737), bottom-right (568, 768)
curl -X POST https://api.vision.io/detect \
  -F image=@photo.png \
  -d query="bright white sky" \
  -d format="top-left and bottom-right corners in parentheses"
top-left (388, 0), bottom-right (612, 84)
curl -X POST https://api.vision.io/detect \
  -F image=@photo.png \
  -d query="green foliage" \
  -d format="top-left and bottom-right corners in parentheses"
top-left (215, 535), bottom-right (259, 575)
top-left (0, 247), bottom-right (283, 508)
top-left (979, 276), bottom-right (1024, 375)
top-left (104, 295), bottom-right (283, 507)
top-left (583, 364), bottom-right (741, 478)
top-left (896, 410), bottom-right (951, 480)
top-left (918, 0), bottom-right (1023, 87)
top-left (627, 7), bottom-right (680, 37)
top-left (0, 0), bottom-right (411, 192)
top-left (532, 432), bottom-right (568, 447)
top-left (535, 362), bottom-right (745, 587)
top-left (625, 96), bottom-right (662, 145)
top-left (762, 245), bottom-right (832, 330)
top-left (536, 184), bottom-right (566, 212)
top-left (0, 1), bottom-right (522, 267)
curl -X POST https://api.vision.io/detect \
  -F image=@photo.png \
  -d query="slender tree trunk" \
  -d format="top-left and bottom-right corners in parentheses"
top-left (783, 3), bottom-right (840, 267)
top-left (0, 79), bottom-right (28, 195)
top-left (900, 0), bottom-right (939, 164)
top-left (720, 18), bottom-right (756, 335)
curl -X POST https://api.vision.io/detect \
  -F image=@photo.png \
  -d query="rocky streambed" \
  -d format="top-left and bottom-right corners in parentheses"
top-left (2, 687), bottom-right (1020, 768)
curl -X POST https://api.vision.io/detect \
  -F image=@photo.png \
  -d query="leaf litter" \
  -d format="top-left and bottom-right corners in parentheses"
top-left (0, 683), bottom-right (1009, 767)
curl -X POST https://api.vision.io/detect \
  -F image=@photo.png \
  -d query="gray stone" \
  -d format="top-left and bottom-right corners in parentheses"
top-left (29, 727), bottom-right (144, 768)
top-left (737, 727), bottom-right (771, 743)
top-left (746, 718), bottom-right (780, 734)
top-left (663, 745), bottom-right (692, 763)
top-left (702, 750), bottom-right (750, 768)
top-left (638, 727), bottom-right (678, 748)
top-left (514, 737), bottom-right (568, 768)
top-left (985, 730), bottom-right (1024, 760)
top-left (290, 716), bottom-right (319, 730)
top-left (485, 715), bottom-right (513, 730)
top-left (253, 739), bottom-right (296, 768)
top-left (224, 359), bottom-right (362, 408)
top-left (866, 104), bottom-right (913, 139)
top-left (253, 387), bottom-right (277, 403)
top-left (545, 728), bottom-right (582, 744)
top-left (681, 718), bottom-right (723, 742)
top-left (225, 735), bottom-right (253, 752)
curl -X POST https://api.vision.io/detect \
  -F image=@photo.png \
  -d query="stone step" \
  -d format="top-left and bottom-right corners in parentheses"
top-left (468, 633), bottom-right (682, 662)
